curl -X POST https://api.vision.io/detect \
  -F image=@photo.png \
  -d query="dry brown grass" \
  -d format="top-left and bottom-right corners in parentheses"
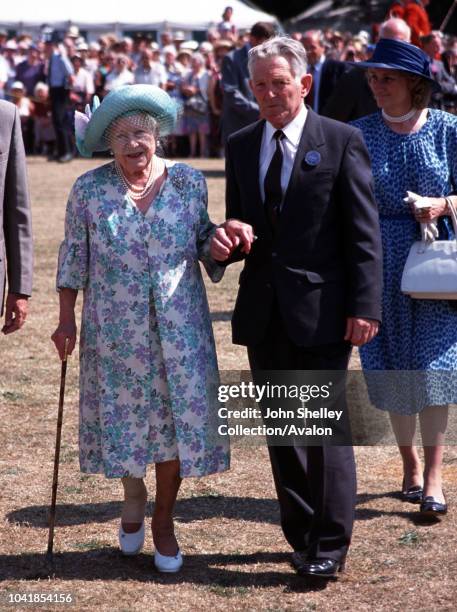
top-left (0, 157), bottom-right (456, 611)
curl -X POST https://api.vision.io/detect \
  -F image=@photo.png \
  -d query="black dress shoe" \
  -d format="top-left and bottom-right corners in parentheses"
top-left (296, 557), bottom-right (345, 579)
top-left (420, 496), bottom-right (447, 517)
top-left (291, 551), bottom-right (307, 572)
top-left (401, 484), bottom-right (423, 504)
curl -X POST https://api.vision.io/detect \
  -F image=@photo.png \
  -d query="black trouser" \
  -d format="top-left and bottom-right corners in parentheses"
top-left (50, 87), bottom-right (72, 157)
top-left (247, 303), bottom-right (356, 561)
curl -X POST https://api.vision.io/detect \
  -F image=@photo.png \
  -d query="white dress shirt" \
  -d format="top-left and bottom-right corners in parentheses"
top-left (259, 103), bottom-right (308, 205)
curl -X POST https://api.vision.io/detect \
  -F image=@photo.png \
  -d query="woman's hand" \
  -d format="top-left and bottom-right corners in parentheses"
top-left (51, 321), bottom-right (77, 361)
top-left (405, 192), bottom-right (448, 223)
top-left (210, 226), bottom-right (235, 261)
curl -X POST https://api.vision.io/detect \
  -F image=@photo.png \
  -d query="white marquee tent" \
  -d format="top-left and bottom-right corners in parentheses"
top-left (0, 0), bottom-right (275, 33)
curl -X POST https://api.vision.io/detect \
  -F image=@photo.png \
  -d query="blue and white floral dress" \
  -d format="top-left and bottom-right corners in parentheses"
top-left (57, 160), bottom-right (229, 477)
top-left (352, 110), bottom-right (457, 413)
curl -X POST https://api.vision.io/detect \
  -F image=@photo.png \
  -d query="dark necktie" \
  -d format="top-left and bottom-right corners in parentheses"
top-left (264, 129), bottom-right (285, 231)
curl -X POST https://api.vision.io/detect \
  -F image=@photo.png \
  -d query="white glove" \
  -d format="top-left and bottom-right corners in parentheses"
top-left (403, 191), bottom-right (439, 243)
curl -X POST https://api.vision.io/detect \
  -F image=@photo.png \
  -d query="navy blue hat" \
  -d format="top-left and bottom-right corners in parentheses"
top-left (354, 38), bottom-right (440, 91)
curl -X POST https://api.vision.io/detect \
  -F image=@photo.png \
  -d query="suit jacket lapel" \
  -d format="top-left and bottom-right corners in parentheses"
top-left (280, 109), bottom-right (326, 228)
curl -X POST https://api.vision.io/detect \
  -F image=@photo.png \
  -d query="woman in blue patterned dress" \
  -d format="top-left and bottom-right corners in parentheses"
top-left (51, 85), bottom-right (229, 572)
top-left (352, 39), bottom-right (457, 518)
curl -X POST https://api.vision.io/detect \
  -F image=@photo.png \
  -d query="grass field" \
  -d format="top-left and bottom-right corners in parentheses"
top-left (0, 157), bottom-right (456, 611)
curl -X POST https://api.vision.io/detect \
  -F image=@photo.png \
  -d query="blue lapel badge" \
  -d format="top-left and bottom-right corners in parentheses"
top-left (303, 150), bottom-right (321, 167)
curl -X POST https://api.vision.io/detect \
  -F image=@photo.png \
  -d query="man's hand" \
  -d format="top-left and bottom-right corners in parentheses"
top-left (2, 293), bottom-right (29, 335)
top-left (344, 317), bottom-right (379, 347)
top-left (210, 219), bottom-right (255, 261)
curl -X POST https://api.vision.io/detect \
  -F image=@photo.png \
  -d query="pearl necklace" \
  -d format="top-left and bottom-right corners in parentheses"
top-left (382, 108), bottom-right (418, 123)
top-left (115, 157), bottom-right (162, 200)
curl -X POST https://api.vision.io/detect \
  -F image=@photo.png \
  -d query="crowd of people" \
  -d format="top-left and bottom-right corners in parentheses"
top-left (0, 2), bottom-right (456, 161)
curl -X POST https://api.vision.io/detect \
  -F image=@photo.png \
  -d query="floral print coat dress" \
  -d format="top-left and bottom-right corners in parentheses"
top-left (57, 160), bottom-right (229, 478)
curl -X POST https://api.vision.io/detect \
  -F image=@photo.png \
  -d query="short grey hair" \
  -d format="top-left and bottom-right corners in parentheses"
top-left (248, 36), bottom-right (308, 79)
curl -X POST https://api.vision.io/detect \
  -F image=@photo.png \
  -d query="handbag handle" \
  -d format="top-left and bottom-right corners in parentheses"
top-left (415, 196), bottom-right (457, 254)
top-left (445, 196), bottom-right (457, 238)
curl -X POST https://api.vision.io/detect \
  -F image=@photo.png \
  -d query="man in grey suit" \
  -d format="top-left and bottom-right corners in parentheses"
top-left (221, 21), bottom-right (275, 143)
top-left (0, 99), bottom-right (33, 334)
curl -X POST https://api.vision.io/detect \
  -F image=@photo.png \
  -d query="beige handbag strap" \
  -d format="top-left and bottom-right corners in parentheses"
top-left (445, 196), bottom-right (457, 238)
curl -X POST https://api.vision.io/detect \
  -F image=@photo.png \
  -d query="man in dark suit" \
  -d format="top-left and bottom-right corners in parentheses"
top-left (421, 32), bottom-right (457, 111)
top-left (321, 65), bottom-right (378, 122)
top-left (0, 99), bottom-right (33, 334)
top-left (211, 36), bottom-right (382, 579)
top-left (322, 17), bottom-right (411, 122)
top-left (302, 30), bottom-right (346, 114)
top-left (221, 21), bottom-right (275, 143)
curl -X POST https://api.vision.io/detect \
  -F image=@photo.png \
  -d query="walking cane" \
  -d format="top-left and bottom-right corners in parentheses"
top-left (46, 337), bottom-right (69, 562)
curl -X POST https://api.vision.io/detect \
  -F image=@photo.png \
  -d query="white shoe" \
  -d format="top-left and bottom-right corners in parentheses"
top-left (154, 548), bottom-right (183, 573)
top-left (118, 522), bottom-right (145, 555)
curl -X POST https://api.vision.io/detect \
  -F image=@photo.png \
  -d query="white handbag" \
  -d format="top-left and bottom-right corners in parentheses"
top-left (401, 197), bottom-right (457, 299)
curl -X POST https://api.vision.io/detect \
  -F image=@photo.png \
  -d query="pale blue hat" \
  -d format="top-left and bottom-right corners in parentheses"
top-left (75, 84), bottom-right (179, 158)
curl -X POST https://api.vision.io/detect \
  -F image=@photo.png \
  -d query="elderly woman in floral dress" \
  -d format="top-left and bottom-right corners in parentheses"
top-left (51, 85), bottom-right (229, 572)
